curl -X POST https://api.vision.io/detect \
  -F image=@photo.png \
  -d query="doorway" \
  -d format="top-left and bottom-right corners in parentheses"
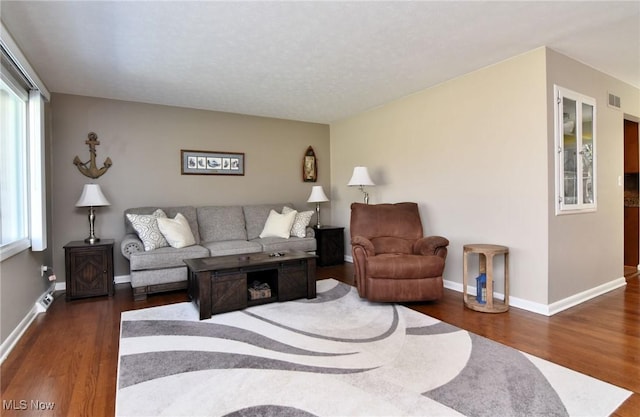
top-left (623, 119), bottom-right (639, 272)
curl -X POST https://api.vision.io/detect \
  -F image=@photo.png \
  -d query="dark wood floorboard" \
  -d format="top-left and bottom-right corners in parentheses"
top-left (1, 264), bottom-right (638, 417)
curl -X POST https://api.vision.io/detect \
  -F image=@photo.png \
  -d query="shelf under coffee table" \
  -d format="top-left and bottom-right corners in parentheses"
top-left (184, 251), bottom-right (317, 320)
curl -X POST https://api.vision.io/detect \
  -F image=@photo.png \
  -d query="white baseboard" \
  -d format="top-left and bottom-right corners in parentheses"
top-left (53, 274), bottom-right (131, 292)
top-left (444, 276), bottom-right (627, 316)
top-left (2, 275), bottom-right (132, 364)
top-left (443, 279), bottom-right (549, 314)
top-left (345, 257), bottom-right (554, 314)
top-left (115, 274), bottom-right (131, 284)
top-left (338, 259), bottom-right (627, 316)
top-left (90, 269), bottom-right (633, 315)
top-left (0, 303), bottom-right (40, 365)
top-left (546, 277), bottom-right (627, 316)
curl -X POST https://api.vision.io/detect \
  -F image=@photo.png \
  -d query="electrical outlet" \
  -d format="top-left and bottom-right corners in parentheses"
top-left (40, 265), bottom-right (48, 277)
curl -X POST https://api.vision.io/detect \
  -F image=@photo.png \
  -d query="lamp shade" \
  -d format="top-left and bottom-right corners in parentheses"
top-left (348, 166), bottom-right (375, 186)
top-left (75, 184), bottom-right (110, 207)
top-left (307, 185), bottom-right (329, 203)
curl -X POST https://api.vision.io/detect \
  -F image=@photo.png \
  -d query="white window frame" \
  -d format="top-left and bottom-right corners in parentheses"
top-left (0, 22), bottom-right (49, 261)
top-left (29, 90), bottom-right (46, 251)
top-left (554, 85), bottom-right (597, 215)
top-left (0, 72), bottom-right (30, 260)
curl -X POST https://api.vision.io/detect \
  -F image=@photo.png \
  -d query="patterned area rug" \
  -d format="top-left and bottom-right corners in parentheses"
top-left (116, 279), bottom-right (630, 417)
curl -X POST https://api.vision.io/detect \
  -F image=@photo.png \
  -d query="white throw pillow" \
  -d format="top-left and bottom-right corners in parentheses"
top-left (283, 206), bottom-right (313, 238)
top-left (126, 209), bottom-right (169, 251)
top-left (157, 213), bottom-right (196, 248)
top-left (259, 209), bottom-right (297, 239)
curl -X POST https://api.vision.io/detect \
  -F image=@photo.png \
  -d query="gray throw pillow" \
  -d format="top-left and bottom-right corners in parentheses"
top-left (126, 209), bottom-right (169, 251)
top-left (283, 206), bottom-right (313, 238)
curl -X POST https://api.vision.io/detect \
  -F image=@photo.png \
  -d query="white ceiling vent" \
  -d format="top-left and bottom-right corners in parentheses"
top-left (608, 92), bottom-right (621, 110)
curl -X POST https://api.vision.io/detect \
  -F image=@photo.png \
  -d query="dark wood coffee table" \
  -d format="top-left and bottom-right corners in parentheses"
top-left (184, 251), bottom-right (317, 320)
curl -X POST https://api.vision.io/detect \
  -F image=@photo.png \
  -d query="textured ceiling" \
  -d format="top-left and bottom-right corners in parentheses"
top-left (1, 1), bottom-right (638, 123)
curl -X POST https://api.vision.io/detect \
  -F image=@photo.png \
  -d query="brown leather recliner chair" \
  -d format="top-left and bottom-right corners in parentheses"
top-left (350, 202), bottom-right (449, 302)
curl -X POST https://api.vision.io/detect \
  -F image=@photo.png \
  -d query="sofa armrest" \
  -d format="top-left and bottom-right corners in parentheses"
top-left (121, 233), bottom-right (144, 260)
top-left (305, 226), bottom-right (315, 238)
top-left (413, 236), bottom-right (449, 258)
top-left (351, 235), bottom-right (375, 257)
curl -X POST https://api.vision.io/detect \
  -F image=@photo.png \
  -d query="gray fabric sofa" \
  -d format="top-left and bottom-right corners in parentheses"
top-left (121, 203), bottom-right (317, 300)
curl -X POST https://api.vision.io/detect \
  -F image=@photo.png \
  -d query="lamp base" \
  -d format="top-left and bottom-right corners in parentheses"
top-left (359, 186), bottom-right (370, 204)
top-left (315, 203), bottom-right (321, 228)
top-left (85, 206), bottom-right (100, 244)
top-left (84, 236), bottom-right (100, 244)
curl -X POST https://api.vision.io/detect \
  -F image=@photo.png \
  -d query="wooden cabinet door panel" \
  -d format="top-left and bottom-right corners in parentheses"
top-left (64, 241), bottom-right (114, 300)
top-left (278, 263), bottom-right (307, 301)
top-left (212, 273), bottom-right (247, 314)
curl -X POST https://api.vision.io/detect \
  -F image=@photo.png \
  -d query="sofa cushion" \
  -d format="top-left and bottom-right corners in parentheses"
top-left (129, 244), bottom-right (209, 270)
top-left (253, 236), bottom-right (316, 253)
top-left (202, 240), bottom-right (262, 257)
top-left (157, 213), bottom-right (196, 248)
top-left (126, 209), bottom-right (169, 251)
top-left (130, 267), bottom-right (188, 288)
top-left (243, 203), bottom-right (293, 240)
top-left (259, 209), bottom-right (297, 238)
top-left (125, 206), bottom-right (200, 244)
top-left (197, 206), bottom-right (247, 242)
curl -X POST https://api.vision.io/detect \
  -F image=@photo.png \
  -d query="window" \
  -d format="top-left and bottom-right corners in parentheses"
top-left (554, 85), bottom-right (597, 214)
top-left (0, 23), bottom-right (49, 261)
top-left (0, 71), bottom-right (30, 259)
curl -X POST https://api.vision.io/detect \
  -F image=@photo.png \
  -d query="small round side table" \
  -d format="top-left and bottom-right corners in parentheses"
top-left (462, 244), bottom-right (509, 313)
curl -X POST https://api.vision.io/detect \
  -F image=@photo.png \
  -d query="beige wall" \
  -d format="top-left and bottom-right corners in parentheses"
top-left (546, 49), bottom-right (640, 302)
top-left (331, 48), bottom-right (550, 304)
top-left (331, 46), bottom-right (640, 308)
top-left (50, 94), bottom-right (330, 278)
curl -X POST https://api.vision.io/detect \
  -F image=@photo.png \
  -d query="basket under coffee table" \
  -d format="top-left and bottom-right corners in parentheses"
top-left (184, 251), bottom-right (317, 320)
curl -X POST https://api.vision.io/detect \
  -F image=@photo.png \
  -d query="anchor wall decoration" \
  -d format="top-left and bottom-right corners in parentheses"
top-left (73, 132), bottom-right (113, 179)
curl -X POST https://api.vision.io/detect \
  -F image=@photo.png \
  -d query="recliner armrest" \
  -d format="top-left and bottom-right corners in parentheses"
top-left (413, 236), bottom-right (449, 258)
top-left (121, 233), bottom-right (144, 260)
top-left (351, 235), bottom-right (375, 257)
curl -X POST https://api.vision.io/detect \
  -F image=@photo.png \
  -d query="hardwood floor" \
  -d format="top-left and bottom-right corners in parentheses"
top-left (1, 264), bottom-right (638, 417)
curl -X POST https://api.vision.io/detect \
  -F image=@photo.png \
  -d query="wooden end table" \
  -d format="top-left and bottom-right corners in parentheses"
top-left (64, 239), bottom-right (114, 301)
top-left (313, 226), bottom-right (345, 266)
top-left (462, 244), bottom-right (509, 313)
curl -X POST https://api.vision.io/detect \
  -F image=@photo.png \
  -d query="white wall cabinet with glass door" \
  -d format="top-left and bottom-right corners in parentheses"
top-left (554, 85), bottom-right (597, 214)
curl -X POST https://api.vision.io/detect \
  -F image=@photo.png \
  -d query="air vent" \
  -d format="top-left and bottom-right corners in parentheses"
top-left (608, 92), bottom-right (621, 109)
top-left (36, 290), bottom-right (54, 312)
